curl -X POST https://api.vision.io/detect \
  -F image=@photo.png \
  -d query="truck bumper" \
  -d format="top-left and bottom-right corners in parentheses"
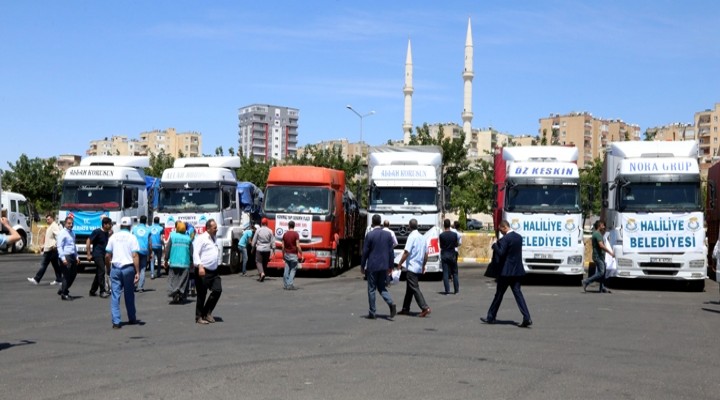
top-left (613, 254), bottom-right (707, 280)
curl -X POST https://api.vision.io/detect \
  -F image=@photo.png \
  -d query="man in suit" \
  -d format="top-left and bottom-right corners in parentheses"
top-left (481, 220), bottom-right (532, 328)
top-left (360, 214), bottom-right (397, 320)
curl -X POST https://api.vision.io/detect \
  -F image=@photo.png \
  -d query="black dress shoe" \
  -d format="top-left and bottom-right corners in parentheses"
top-left (112, 324), bottom-right (121, 329)
top-left (519, 320), bottom-right (533, 328)
top-left (366, 314), bottom-right (377, 320)
top-left (61, 295), bottom-right (73, 301)
top-left (389, 304), bottom-right (397, 318)
top-left (89, 291), bottom-right (97, 297)
top-left (480, 317), bottom-right (495, 324)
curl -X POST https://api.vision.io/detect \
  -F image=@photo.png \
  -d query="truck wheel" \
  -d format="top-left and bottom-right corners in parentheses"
top-left (229, 240), bottom-right (240, 274)
top-left (11, 231), bottom-right (27, 253)
top-left (688, 280), bottom-right (705, 292)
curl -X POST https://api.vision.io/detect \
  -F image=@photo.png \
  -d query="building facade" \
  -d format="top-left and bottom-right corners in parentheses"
top-left (538, 112), bottom-right (640, 168)
top-left (696, 103), bottom-right (720, 165)
top-left (238, 104), bottom-right (299, 162)
top-left (86, 128), bottom-right (201, 158)
top-left (55, 154), bottom-right (81, 172)
top-left (297, 139), bottom-right (368, 162)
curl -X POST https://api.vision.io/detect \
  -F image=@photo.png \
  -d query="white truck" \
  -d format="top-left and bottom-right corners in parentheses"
top-left (0, 189), bottom-right (35, 253)
top-left (58, 156), bottom-right (153, 263)
top-left (155, 157), bottom-right (254, 273)
top-left (367, 146), bottom-right (446, 273)
top-left (602, 140), bottom-right (706, 290)
top-left (493, 146), bottom-right (585, 281)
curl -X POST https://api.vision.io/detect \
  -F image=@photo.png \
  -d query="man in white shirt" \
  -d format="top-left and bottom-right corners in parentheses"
top-left (105, 217), bottom-right (140, 329)
top-left (397, 219), bottom-right (431, 317)
top-left (383, 220), bottom-right (398, 246)
top-left (193, 219), bottom-right (221, 325)
top-left (28, 214), bottom-right (63, 285)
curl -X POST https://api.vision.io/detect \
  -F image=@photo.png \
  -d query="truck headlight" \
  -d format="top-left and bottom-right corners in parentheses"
top-left (689, 260), bottom-right (705, 269)
top-left (567, 255), bottom-right (583, 265)
top-left (616, 258), bottom-right (633, 268)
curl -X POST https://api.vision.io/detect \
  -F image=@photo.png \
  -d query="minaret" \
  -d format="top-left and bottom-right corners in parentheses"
top-left (461, 17), bottom-right (474, 141)
top-left (402, 38), bottom-right (414, 144)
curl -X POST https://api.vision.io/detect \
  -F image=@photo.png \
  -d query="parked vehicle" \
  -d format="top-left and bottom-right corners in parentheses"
top-left (602, 140), bottom-right (705, 290)
top-left (156, 157), bottom-right (262, 273)
top-left (466, 218), bottom-right (483, 230)
top-left (263, 166), bottom-right (365, 274)
top-left (493, 146), bottom-right (586, 282)
top-left (58, 156), bottom-right (157, 264)
top-left (367, 146), bottom-right (448, 273)
top-left (0, 190), bottom-right (35, 253)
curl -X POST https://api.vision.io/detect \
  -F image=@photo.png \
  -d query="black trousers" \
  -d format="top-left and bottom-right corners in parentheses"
top-left (487, 276), bottom-right (531, 322)
top-left (402, 271), bottom-right (428, 312)
top-left (90, 253), bottom-right (107, 294)
top-left (60, 255), bottom-right (78, 296)
top-left (34, 249), bottom-right (62, 283)
top-left (196, 269), bottom-right (222, 319)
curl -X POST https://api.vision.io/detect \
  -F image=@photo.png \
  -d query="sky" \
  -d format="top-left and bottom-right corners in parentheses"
top-left (1, 0), bottom-right (719, 168)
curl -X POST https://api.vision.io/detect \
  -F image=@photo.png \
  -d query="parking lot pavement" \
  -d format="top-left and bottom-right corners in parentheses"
top-left (2, 252), bottom-right (720, 400)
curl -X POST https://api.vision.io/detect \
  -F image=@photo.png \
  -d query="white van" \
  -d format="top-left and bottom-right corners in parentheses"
top-left (0, 191), bottom-right (34, 253)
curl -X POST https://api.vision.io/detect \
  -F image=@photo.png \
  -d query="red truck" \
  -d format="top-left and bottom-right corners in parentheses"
top-left (263, 166), bottom-right (365, 274)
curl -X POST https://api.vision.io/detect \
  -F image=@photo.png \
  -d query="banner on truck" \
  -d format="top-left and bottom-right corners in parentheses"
top-left (621, 212), bottom-right (703, 252)
top-left (507, 214), bottom-right (579, 249)
top-left (275, 213), bottom-right (313, 240)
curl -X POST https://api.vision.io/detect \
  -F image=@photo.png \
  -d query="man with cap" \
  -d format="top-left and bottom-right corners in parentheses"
top-left (105, 216), bottom-right (140, 329)
top-left (252, 217), bottom-right (274, 282)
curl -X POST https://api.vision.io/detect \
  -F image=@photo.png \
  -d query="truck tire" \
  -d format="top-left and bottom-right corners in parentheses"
top-left (11, 231), bottom-right (27, 253)
top-left (688, 280), bottom-right (705, 292)
top-left (229, 239), bottom-right (240, 274)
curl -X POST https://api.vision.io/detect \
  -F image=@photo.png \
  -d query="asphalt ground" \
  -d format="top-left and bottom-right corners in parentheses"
top-left (1, 252), bottom-right (719, 400)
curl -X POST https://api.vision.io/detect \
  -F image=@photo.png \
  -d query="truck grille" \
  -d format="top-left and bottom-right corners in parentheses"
top-left (639, 262), bottom-right (681, 276)
top-left (525, 258), bottom-right (561, 271)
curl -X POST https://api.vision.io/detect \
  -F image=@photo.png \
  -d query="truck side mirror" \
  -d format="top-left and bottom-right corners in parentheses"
top-left (491, 184), bottom-right (498, 209)
top-left (601, 183), bottom-right (609, 208)
top-left (709, 181), bottom-right (716, 210)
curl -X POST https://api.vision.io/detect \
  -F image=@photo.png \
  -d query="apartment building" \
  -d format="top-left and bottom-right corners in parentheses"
top-left (86, 128), bottom-right (202, 158)
top-left (297, 139), bottom-right (368, 161)
top-left (238, 104), bottom-right (299, 162)
top-left (55, 154), bottom-right (81, 172)
top-left (538, 112), bottom-right (640, 168)
top-left (696, 103), bottom-right (720, 165)
top-left (645, 123), bottom-right (695, 142)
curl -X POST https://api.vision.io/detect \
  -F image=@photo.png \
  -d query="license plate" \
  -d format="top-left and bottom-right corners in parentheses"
top-left (534, 253), bottom-right (552, 259)
top-left (650, 257), bottom-right (671, 263)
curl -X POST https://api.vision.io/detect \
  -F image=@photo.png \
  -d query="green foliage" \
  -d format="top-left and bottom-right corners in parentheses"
top-left (579, 157), bottom-right (603, 221)
top-left (458, 208), bottom-right (467, 230)
top-left (541, 129), bottom-right (548, 145)
top-left (285, 144), bottom-right (366, 205)
top-left (407, 123), bottom-right (493, 214)
top-left (144, 149), bottom-right (175, 178)
top-left (1, 154), bottom-right (62, 214)
top-left (236, 151), bottom-right (273, 188)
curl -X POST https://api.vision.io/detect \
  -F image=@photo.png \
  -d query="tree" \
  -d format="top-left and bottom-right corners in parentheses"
top-left (1, 154), bottom-right (62, 214)
top-left (286, 144), bottom-right (366, 205)
top-left (145, 149), bottom-right (175, 178)
top-left (541, 129), bottom-right (548, 145)
top-left (236, 151), bottom-right (273, 189)
top-left (579, 157), bottom-right (603, 227)
top-left (551, 127), bottom-right (560, 145)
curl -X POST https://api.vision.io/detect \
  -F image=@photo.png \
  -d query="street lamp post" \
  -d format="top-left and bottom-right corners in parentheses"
top-left (346, 105), bottom-right (375, 143)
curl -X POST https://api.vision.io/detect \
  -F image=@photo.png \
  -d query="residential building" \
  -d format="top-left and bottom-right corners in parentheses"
top-left (645, 123), bottom-right (695, 142)
top-left (238, 104), bottom-right (299, 162)
top-left (538, 112), bottom-right (640, 168)
top-left (86, 128), bottom-right (201, 158)
top-left (139, 128), bottom-right (201, 157)
top-left (55, 154), bottom-right (81, 172)
top-left (297, 139), bottom-right (368, 161)
top-left (696, 103), bottom-right (720, 166)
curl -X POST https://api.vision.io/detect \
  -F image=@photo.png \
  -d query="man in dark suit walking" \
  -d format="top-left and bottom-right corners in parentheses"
top-left (481, 220), bottom-right (532, 328)
top-left (360, 214), bottom-right (397, 320)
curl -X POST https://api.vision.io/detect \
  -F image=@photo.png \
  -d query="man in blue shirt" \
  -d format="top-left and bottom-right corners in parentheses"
top-left (56, 216), bottom-right (79, 301)
top-left (131, 216), bottom-right (152, 292)
top-left (238, 225), bottom-right (256, 276)
top-left (149, 216), bottom-right (164, 279)
top-left (397, 219), bottom-right (431, 317)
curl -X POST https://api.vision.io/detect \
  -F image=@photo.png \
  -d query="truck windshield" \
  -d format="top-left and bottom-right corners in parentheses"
top-left (369, 187), bottom-right (437, 211)
top-left (60, 184), bottom-right (122, 211)
top-left (158, 188), bottom-right (221, 212)
top-left (264, 186), bottom-right (331, 215)
top-left (618, 182), bottom-right (701, 212)
top-left (505, 184), bottom-right (580, 213)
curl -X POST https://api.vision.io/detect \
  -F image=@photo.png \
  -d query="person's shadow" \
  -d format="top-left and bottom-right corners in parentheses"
top-left (0, 340), bottom-right (36, 351)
